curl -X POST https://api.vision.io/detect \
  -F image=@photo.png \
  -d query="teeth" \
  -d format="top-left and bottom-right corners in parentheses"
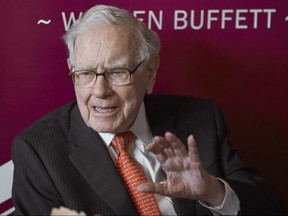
top-left (95, 107), bottom-right (113, 113)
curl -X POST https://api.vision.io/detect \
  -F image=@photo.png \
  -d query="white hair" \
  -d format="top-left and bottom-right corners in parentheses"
top-left (63, 5), bottom-right (160, 64)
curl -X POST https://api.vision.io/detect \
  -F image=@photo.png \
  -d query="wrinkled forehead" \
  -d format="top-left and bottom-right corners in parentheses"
top-left (73, 24), bottom-right (140, 67)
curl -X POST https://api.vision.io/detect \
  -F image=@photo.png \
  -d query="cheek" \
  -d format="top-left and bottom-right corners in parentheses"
top-left (122, 96), bottom-right (137, 116)
top-left (121, 85), bottom-right (146, 118)
top-left (75, 88), bottom-right (91, 119)
top-left (135, 71), bottom-right (150, 92)
top-left (75, 88), bottom-right (90, 104)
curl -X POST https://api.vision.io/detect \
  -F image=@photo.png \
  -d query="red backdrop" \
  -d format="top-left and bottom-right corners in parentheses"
top-left (1, 0), bottom-right (287, 213)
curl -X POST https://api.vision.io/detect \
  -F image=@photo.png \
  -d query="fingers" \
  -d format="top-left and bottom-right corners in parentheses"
top-left (146, 132), bottom-right (203, 172)
top-left (147, 132), bottom-right (188, 156)
top-left (183, 135), bottom-right (203, 171)
top-left (145, 142), bottom-right (167, 164)
top-left (137, 182), bottom-right (166, 195)
top-left (145, 132), bottom-right (189, 169)
top-left (187, 135), bottom-right (201, 162)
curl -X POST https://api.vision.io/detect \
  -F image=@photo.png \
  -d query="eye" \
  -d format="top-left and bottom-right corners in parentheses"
top-left (108, 69), bottom-right (129, 78)
top-left (77, 71), bottom-right (94, 78)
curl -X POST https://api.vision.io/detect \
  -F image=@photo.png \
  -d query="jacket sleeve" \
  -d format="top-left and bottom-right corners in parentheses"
top-left (212, 102), bottom-right (286, 215)
top-left (12, 136), bottom-right (63, 215)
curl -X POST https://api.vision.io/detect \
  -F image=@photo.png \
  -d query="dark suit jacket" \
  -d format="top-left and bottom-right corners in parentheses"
top-left (12, 95), bottom-right (285, 215)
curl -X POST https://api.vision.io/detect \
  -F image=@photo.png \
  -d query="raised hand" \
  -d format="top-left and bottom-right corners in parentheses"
top-left (137, 132), bottom-right (225, 206)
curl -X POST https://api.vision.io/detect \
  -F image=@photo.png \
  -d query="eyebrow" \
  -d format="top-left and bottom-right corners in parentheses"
top-left (74, 62), bottom-right (130, 71)
top-left (106, 61), bottom-right (130, 69)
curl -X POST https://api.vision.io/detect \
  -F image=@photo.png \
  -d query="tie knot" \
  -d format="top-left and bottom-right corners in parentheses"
top-left (111, 131), bottom-right (134, 152)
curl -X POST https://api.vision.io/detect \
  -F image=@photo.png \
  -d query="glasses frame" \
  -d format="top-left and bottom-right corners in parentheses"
top-left (69, 61), bottom-right (143, 88)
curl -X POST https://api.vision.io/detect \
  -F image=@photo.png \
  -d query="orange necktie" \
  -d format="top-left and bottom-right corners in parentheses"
top-left (111, 131), bottom-right (160, 216)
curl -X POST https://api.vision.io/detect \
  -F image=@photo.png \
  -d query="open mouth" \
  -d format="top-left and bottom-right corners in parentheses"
top-left (93, 106), bottom-right (117, 113)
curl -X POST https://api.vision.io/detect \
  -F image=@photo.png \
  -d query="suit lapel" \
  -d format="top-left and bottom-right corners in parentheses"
top-left (144, 95), bottom-right (190, 145)
top-left (145, 95), bottom-right (198, 215)
top-left (144, 94), bottom-right (215, 169)
top-left (144, 95), bottom-right (217, 215)
top-left (68, 106), bottom-right (137, 215)
top-left (144, 95), bottom-right (175, 136)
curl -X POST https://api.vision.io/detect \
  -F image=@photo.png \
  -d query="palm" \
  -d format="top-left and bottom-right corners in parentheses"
top-left (138, 132), bottom-right (224, 204)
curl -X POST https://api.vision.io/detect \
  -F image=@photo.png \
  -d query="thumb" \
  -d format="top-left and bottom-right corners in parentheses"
top-left (137, 182), bottom-right (165, 195)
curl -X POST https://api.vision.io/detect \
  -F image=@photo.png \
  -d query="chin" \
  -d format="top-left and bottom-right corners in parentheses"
top-left (89, 123), bottom-right (118, 133)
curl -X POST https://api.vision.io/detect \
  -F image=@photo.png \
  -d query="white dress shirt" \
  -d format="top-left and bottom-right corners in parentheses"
top-left (99, 102), bottom-right (240, 215)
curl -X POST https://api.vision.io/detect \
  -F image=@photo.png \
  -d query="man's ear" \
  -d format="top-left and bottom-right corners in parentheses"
top-left (67, 59), bottom-right (72, 70)
top-left (146, 56), bottom-right (159, 94)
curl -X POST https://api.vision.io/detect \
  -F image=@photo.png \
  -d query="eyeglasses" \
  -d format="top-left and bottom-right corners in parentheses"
top-left (69, 61), bottom-right (143, 88)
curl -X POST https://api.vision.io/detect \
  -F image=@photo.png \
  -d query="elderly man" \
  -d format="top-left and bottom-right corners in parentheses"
top-left (12, 4), bottom-right (284, 216)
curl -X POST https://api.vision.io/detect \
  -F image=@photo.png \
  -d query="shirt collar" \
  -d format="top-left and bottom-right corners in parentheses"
top-left (98, 102), bottom-right (152, 147)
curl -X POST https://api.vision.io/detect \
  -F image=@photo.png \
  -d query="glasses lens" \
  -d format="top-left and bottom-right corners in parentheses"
top-left (105, 69), bottom-right (130, 85)
top-left (73, 71), bottom-right (96, 87)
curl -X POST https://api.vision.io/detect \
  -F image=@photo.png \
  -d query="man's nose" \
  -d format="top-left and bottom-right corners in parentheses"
top-left (91, 75), bottom-right (113, 98)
